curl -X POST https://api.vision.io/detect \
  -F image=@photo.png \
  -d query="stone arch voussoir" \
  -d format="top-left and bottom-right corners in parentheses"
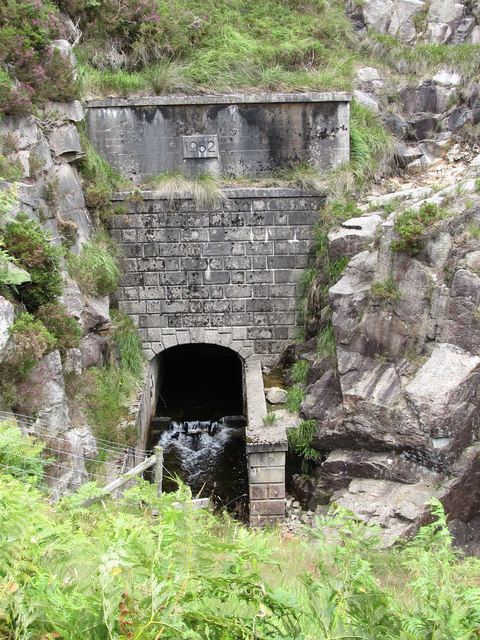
top-left (146, 328), bottom-right (250, 362)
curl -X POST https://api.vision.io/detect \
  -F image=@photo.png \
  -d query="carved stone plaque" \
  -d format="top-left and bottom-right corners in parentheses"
top-left (182, 134), bottom-right (219, 159)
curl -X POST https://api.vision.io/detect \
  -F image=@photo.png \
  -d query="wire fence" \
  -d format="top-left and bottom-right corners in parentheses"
top-left (0, 410), bottom-right (176, 501)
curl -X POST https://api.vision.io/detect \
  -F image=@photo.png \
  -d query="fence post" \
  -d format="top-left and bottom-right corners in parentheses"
top-left (154, 445), bottom-right (163, 497)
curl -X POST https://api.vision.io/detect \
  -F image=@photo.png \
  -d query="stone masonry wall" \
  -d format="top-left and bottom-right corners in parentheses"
top-left (110, 188), bottom-right (323, 364)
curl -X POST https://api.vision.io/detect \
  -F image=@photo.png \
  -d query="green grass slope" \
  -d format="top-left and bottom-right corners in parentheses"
top-left (1, 423), bottom-right (480, 639)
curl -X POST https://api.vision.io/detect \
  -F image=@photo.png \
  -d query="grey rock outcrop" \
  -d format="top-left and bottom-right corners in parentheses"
top-left (79, 333), bottom-right (109, 369)
top-left (48, 426), bottom-right (98, 499)
top-left (328, 214), bottom-right (382, 261)
top-left (17, 351), bottom-right (71, 436)
top-left (0, 50), bottom-right (118, 499)
top-left (355, 0), bottom-right (478, 44)
top-left (82, 295), bottom-right (111, 332)
top-left (0, 296), bottom-right (14, 356)
top-left (300, 200), bottom-right (480, 545)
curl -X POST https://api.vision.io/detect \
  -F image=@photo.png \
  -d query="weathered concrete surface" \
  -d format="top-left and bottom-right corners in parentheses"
top-left (245, 356), bottom-right (287, 526)
top-left (86, 93), bottom-right (350, 182)
top-left (111, 187), bottom-right (321, 364)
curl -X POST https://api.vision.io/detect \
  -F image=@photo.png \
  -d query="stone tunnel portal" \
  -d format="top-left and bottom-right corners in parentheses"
top-left (149, 343), bottom-right (249, 517)
top-left (93, 92), bottom-right (351, 524)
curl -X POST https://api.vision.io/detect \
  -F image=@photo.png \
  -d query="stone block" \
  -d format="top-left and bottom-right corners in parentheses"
top-left (250, 499), bottom-right (285, 516)
top-left (245, 241), bottom-right (274, 256)
top-left (267, 452), bottom-right (286, 467)
top-left (204, 271), bottom-right (230, 284)
top-left (268, 484), bottom-right (286, 499)
top-left (249, 452), bottom-right (268, 467)
top-left (249, 466), bottom-right (284, 484)
top-left (246, 270), bottom-right (273, 283)
top-left (267, 255), bottom-right (296, 269)
top-left (250, 514), bottom-right (284, 527)
top-left (274, 269), bottom-right (304, 284)
top-left (250, 484), bottom-right (268, 500)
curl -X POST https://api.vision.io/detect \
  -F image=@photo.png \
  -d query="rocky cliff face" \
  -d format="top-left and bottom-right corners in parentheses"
top-left (294, 159), bottom-right (480, 547)
top-left (0, 39), bottom-right (127, 496)
top-left (351, 0), bottom-right (480, 45)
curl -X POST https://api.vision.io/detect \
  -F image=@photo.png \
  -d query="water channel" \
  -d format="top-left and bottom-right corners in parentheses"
top-left (148, 344), bottom-right (248, 519)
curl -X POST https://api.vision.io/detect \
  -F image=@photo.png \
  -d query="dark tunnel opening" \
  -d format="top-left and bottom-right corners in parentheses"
top-left (148, 344), bottom-right (248, 519)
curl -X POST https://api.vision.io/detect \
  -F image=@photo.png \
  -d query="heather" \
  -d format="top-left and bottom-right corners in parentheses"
top-left (0, 0), bottom-right (78, 115)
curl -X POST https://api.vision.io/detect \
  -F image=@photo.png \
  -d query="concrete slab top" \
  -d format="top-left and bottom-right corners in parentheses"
top-left (245, 357), bottom-right (288, 453)
top-left (86, 91), bottom-right (351, 108)
top-left (111, 187), bottom-right (324, 201)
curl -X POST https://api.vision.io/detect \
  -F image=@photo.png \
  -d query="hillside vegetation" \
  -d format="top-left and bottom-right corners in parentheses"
top-left (3, 0), bottom-right (480, 109)
top-left (1, 422), bottom-right (480, 639)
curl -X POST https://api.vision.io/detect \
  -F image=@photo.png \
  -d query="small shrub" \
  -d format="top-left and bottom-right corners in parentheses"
top-left (291, 360), bottom-right (310, 385)
top-left (468, 223), bottom-right (480, 238)
top-left (0, 0), bottom-right (78, 114)
top-left (287, 418), bottom-right (320, 472)
top-left (391, 203), bottom-right (449, 255)
top-left (67, 232), bottom-right (121, 297)
top-left (44, 176), bottom-right (60, 209)
top-left (0, 154), bottom-right (23, 181)
top-left (0, 248), bottom-right (31, 287)
top-left (111, 309), bottom-right (144, 379)
top-left (84, 182), bottom-right (112, 212)
top-left (317, 322), bottom-right (336, 357)
top-left (0, 419), bottom-right (46, 484)
top-left (286, 384), bottom-right (305, 414)
top-left (2, 213), bottom-right (63, 311)
top-left (9, 312), bottom-right (56, 377)
top-left (0, 186), bottom-right (17, 222)
top-left (36, 303), bottom-right (82, 353)
top-left (371, 277), bottom-right (401, 304)
top-left (83, 366), bottom-right (139, 444)
top-left (28, 151), bottom-right (44, 178)
top-left (262, 413), bottom-right (276, 426)
top-left (56, 216), bottom-right (78, 247)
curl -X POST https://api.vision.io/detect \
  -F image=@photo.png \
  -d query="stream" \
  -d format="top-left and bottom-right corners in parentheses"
top-left (148, 344), bottom-right (248, 519)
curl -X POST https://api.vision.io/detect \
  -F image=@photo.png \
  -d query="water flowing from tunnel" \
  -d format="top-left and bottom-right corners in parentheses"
top-left (148, 344), bottom-right (248, 519)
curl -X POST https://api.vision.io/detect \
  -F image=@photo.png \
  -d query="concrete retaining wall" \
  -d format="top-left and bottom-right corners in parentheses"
top-left (86, 92), bottom-right (350, 183)
top-left (245, 356), bottom-right (287, 526)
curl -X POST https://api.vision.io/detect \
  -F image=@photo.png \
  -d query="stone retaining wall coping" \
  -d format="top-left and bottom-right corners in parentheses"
top-left (87, 91), bottom-right (351, 108)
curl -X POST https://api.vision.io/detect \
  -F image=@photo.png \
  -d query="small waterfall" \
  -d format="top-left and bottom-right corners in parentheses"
top-left (157, 417), bottom-right (244, 486)
top-left (152, 414), bottom-right (248, 517)
top-left (148, 344), bottom-right (247, 518)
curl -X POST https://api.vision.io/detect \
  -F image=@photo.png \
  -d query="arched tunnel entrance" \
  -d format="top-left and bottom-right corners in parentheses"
top-left (148, 344), bottom-right (248, 519)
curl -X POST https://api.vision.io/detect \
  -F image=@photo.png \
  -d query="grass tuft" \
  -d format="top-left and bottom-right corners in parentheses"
top-left (287, 418), bottom-right (320, 472)
top-left (317, 322), bottom-right (336, 357)
top-left (67, 231), bottom-right (121, 297)
top-left (149, 171), bottom-right (226, 208)
top-left (291, 360), bottom-right (310, 385)
top-left (391, 203), bottom-right (450, 255)
top-left (286, 383), bottom-right (305, 414)
top-left (371, 277), bottom-right (401, 304)
top-left (274, 164), bottom-right (324, 193)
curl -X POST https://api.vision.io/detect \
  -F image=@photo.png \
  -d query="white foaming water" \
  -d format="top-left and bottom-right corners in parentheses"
top-left (158, 419), bottom-right (242, 486)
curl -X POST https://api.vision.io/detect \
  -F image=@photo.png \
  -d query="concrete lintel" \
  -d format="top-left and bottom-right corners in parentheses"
top-left (246, 442), bottom-right (288, 453)
top-left (111, 187), bottom-right (324, 202)
top-left (86, 91), bottom-right (351, 109)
